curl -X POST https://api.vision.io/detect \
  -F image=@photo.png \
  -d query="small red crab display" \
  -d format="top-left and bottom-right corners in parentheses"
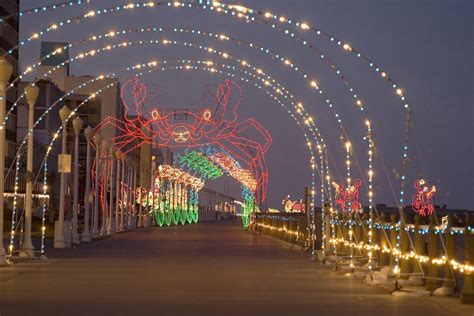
top-left (94, 78), bottom-right (272, 202)
top-left (411, 179), bottom-right (437, 217)
top-left (332, 180), bottom-right (362, 213)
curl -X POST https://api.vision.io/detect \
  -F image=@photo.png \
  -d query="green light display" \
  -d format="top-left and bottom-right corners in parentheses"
top-left (179, 150), bottom-right (223, 179)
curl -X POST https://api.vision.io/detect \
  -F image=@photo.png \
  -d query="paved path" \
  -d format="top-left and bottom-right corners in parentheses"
top-left (0, 220), bottom-right (471, 315)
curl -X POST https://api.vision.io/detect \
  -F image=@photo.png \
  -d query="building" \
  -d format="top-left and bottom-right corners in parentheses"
top-left (0, 0), bottom-right (19, 196)
top-left (10, 42), bottom-right (126, 221)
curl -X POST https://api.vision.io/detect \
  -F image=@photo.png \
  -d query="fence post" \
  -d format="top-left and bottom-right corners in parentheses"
top-left (362, 213), bottom-right (370, 261)
top-left (425, 214), bottom-right (441, 292)
top-left (413, 215), bottom-right (426, 280)
top-left (342, 213), bottom-right (349, 254)
top-left (440, 214), bottom-right (455, 294)
top-left (354, 213), bottom-right (363, 257)
top-left (335, 212), bottom-right (343, 254)
top-left (377, 212), bottom-right (388, 266)
top-left (289, 216), bottom-right (296, 244)
top-left (400, 211), bottom-right (411, 279)
top-left (324, 202), bottom-right (331, 253)
top-left (461, 213), bottom-right (474, 304)
top-left (279, 217), bottom-right (285, 240)
top-left (389, 213), bottom-right (399, 272)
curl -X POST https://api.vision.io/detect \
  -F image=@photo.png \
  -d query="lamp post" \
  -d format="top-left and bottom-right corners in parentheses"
top-left (124, 158), bottom-right (129, 230)
top-left (0, 58), bottom-right (12, 265)
top-left (82, 126), bottom-right (93, 242)
top-left (119, 154), bottom-right (126, 232)
top-left (54, 105), bottom-right (71, 248)
top-left (126, 158), bottom-right (132, 230)
top-left (19, 84), bottom-right (39, 257)
top-left (115, 149), bottom-right (122, 232)
top-left (100, 140), bottom-right (110, 236)
top-left (133, 163), bottom-right (137, 228)
top-left (92, 132), bottom-right (102, 238)
top-left (107, 145), bottom-right (116, 235)
top-left (71, 116), bottom-right (83, 245)
top-left (130, 162), bottom-right (136, 229)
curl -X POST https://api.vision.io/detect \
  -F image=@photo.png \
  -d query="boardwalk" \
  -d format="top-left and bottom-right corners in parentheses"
top-left (0, 220), bottom-right (470, 315)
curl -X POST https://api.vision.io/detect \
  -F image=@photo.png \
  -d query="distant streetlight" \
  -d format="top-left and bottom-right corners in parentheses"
top-left (72, 115), bottom-right (84, 245)
top-left (107, 144), bottom-right (116, 235)
top-left (20, 84), bottom-right (40, 257)
top-left (92, 132), bottom-right (102, 238)
top-left (115, 149), bottom-right (122, 232)
top-left (54, 105), bottom-right (72, 248)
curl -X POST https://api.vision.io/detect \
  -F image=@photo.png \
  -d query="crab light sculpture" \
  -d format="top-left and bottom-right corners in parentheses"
top-left (331, 180), bottom-right (362, 213)
top-left (94, 77), bottom-right (271, 203)
top-left (282, 195), bottom-right (305, 213)
top-left (411, 179), bottom-right (437, 217)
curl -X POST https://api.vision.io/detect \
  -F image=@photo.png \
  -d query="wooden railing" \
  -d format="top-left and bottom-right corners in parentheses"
top-left (251, 208), bottom-right (474, 304)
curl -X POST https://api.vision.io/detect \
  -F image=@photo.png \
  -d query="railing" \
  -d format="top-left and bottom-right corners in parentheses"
top-left (253, 213), bottom-right (309, 248)
top-left (252, 208), bottom-right (474, 304)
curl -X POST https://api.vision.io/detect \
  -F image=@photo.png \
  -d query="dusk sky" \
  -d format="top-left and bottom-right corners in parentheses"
top-left (19, 0), bottom-right (473, 210)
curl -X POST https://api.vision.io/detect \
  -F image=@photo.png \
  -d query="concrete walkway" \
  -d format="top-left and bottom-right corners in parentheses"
top-left (0, 220), bottom-right (471, 315)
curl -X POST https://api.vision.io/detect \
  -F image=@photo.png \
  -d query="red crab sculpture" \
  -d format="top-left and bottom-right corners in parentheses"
top-left (93, 78), bottom-right (271, 202)
top-left (332, 180), bottom-right (362, 213)
top-left (411, 179), bottom-right (436, 216)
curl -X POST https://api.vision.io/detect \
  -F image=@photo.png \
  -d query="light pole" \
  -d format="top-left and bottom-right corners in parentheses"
top-left (0, 58), bottom-right (13, 265)
top-left (54, 105), bottom-right (71, 248)
top-left (20, 84), bottom-right (39, 257)
top-left (124, 158), bottom-right (129, 230)
top-left (130, 162), bottom-right (136, 229)
top-left (100, 140), bottom-right (110, 236)
top-left (82, 126), bottom-right (93, 242)
top-left (119, 154), bottom-right (126, 232)
top-left (72, 116), bottom-right (83, 245)
top-left (115, 149), bottom-right (122, 232)
top-left (126, 158), bottom-right (133, 230)
top-left (92, 132), bottom-right (102, 239)
top-left (107, 145), bottom-right (116, 235)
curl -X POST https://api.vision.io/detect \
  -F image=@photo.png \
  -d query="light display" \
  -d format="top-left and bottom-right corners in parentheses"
top-left (176, 146), bottom-right (258, 230)
top-left (94, 78), bottom-right (271, 203)
top-left (178, 149), bottom-right (223, 179)
top-left (12, 60), bottom-right (312, 251)
top-left (1, 0), bottom-right (408, 260)
top-left (282, 196), bottom-right (305, 213)
top-left (4, 0), bottom-right (416, 216)
top-left (8, 37), bottom-right (326, 249)
top-left (135, 165), bottom-right (204, 227)
top-left (411, 179), bottom-right (437, 217)
top-left (241, 186), bottom-right (254, 230)
top-left (4, 1), bottom-right (419, 254)
top-left (331, 180), bottom-right (362, 213)
top-left (3, 2), bottom-right (471, 292)
top-left (209, 150), bottom-right (257, 191)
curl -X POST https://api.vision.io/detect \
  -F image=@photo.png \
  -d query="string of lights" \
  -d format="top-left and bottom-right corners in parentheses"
top-left (4, 2), bottom-right (415, 246)
top-left (2, 23), bottom-right (362, 246)
top-left (8, 37), bottom-right (324, 208)
top-left (20, 61), bottom-right (323, 249)
top-left (329, 236), bottom-right (474, 274)
top-left (5, 3), bottom-right (382, 212)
